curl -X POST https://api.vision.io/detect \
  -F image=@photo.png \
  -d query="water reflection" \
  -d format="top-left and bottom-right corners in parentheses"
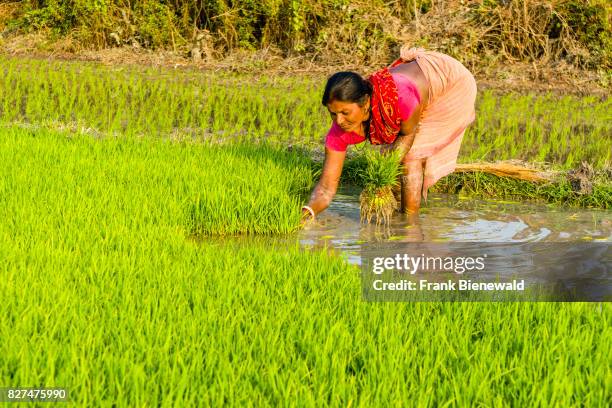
top-left (299, 185), bottom-right (612, 265)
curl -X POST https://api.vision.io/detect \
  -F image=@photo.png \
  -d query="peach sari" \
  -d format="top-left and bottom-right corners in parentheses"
top-left (398, 47), bottom-right (477, 199)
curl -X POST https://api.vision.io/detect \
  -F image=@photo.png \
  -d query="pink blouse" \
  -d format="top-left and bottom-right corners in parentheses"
top-left (325, 72), bottom-right (421, 152)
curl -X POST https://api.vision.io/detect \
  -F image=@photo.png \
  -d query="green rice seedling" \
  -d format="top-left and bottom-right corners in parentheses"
top-left (0, 123), bottom-right (611, 406)
top-left (2, 57), bottom-right (609, 168)
top-left (358, 149), bottom-right (403, 224)
top-left (0, 125), bottom-right (314, 236)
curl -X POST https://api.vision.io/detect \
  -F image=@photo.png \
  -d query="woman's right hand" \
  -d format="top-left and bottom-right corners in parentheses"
top-left (300, 207), bottom-right (315, 226)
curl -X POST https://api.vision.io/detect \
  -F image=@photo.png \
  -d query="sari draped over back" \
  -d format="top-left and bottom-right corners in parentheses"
top-left (391, 47), bottom-right (477, 199)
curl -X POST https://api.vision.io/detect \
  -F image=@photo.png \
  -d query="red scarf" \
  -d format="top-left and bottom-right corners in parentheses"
top-left (367, 59), bottom-right (404, 145)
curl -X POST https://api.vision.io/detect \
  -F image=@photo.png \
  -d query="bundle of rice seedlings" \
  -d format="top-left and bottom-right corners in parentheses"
top-left (358, 149), bottom-right (403, 225)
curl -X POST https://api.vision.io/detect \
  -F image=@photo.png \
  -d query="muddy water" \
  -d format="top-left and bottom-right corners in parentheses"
top-left (299, 186), bottom-right (612, 266)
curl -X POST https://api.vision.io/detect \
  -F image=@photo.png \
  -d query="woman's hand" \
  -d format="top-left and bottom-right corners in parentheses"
top-left (300, 206), bottom-right (316, 226)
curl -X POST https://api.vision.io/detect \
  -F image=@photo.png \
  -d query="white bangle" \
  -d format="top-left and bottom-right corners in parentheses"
top-left (301, 205), bottom-right (315, 218)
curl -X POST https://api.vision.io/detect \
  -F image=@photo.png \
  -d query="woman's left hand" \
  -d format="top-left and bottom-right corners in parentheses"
top-left (380, 144), bottom-right (395, 156)
top-left (300, 207), bottom-right (315, 226)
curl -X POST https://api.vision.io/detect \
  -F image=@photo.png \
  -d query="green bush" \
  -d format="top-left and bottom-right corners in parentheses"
top-left (558, 0), bottom-right (611, 67)
top-left (3, 1), bottom-right (610, 68)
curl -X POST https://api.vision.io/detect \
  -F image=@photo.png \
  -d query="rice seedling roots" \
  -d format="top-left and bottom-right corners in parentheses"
top-left (359, 185), bottom-right (398, 225)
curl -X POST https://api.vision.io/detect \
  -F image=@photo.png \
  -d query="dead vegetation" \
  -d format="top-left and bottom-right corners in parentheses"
top-left (0, 1), bottom-right (608, 80)
top-left (455, 161), bottom-right (559, 183)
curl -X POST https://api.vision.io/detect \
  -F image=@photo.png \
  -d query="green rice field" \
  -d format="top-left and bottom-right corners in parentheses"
top-left (1, 55), bottom-right (610, 208)
top-left (1, 56), bottom-right (610, 169)
top-left (0, 56), bottom-right (610, 405)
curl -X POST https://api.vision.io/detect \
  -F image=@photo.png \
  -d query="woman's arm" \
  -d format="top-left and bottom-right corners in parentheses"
top-left (302, 147), bottom-right (346, 219)
top-left (391, 102), bottom-right (423, 157)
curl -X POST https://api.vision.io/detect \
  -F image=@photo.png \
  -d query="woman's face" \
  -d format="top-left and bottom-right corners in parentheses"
top-left (327, 98), bottom-right (370, 133)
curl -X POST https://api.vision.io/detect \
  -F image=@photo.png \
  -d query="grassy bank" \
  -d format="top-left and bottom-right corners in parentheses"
top-left (0, 124), bottom-right (610, 405)
top-left (430, 171), bottom-right (612, 209)
top-left (341, 155), bottom-right (612, 209)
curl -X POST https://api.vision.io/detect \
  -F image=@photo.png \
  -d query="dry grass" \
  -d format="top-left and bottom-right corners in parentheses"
top-left (0, 37), bottom-right (607, 96)
top-left (454, 161), bottom-right (560, 182)
top-left (1, 1), bottom-right (607, 72)
top-left (0, 1), bottom-right (608, 95)
top-left (397, 0), bottom-right (606, 73)
top-left (0, 2), bottom-right (20, 31)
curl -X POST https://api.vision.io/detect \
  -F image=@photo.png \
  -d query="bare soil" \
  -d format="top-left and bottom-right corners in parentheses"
top-left (1, 35), bottom-right (608, 97)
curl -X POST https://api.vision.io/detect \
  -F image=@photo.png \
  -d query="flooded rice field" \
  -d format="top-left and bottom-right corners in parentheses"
top-left (300, 186), bottom-right (611, 266)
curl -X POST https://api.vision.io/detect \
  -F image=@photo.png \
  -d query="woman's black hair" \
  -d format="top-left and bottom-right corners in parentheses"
top-left (321, 72), bottom-right (372, 107)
